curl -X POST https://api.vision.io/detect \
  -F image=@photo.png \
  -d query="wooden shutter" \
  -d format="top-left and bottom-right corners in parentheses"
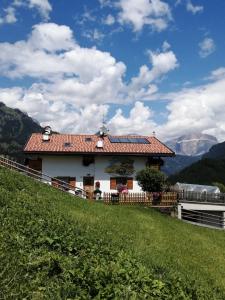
top-left (127, 178), bottom-right (133, 190)
top-left (52, 178), bottom-right (59, 188)
top-left (28, 158), bottom-right (42, 172)
top-left (110, 178), bottom-right (116, 190)
top-left (69, 177), bottom-right (76, 189)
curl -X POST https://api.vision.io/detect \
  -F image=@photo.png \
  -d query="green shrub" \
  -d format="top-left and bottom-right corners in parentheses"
top-left (136, 167), bottom-right (167, 192)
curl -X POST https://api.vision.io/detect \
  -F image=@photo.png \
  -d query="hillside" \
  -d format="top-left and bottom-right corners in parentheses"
top-left (1, 167), bottom-right (225, 299)
top-left (168, 158), bottom-right (225, 185)
top-left (0, 102), bottom-right (42, 161)
top-left (168, 140), bottom-right (225, 185)
top-left (162, 154), bottom-right (201, 175)
top-left (203, 141), bottom-right (225, 159)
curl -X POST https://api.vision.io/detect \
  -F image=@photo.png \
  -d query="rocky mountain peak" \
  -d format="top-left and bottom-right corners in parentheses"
top-left (166, 133), bottom-right (218, 156)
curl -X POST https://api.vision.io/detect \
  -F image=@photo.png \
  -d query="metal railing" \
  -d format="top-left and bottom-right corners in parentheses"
top-left (178, 191), bottom-right (225, 205)
top-left (0, 155), bottom-right (87, 199)
top-left (182, 209), bottom-right (225, 229)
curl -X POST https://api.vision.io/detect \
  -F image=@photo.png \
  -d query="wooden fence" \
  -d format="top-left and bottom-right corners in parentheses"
top-left (103, 192), bottom-right (177, 207)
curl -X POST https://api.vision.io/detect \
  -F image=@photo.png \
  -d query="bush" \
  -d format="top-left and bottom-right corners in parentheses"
top-left (136, 167), bottom-right (167, 192)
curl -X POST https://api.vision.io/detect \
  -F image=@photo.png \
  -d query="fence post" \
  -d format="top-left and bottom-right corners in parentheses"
top-left (178, 204), bottom-right (182, 219)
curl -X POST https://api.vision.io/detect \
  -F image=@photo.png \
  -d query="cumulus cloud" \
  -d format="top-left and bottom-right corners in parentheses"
top-left (199, 37), bottom-right (216, 58)
top-left (117, 0), bottom-right (172, 32)
top-left (128, 49), bottom-right (178, 101)
top-left (186, 0), bottom-right (203, 14)
top-left (157, 69), bottom-right (225, 141)
top-left (0, 23), bottom-right (179, 135)
top-left (108, 102), bottom-right (156, 135)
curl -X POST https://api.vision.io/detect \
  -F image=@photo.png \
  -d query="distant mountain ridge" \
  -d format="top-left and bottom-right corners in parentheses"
top-left (0, 102), bottom-right (42, 161)
top-left (166, 133), bottom-right (218, 156)
top-left (168, 140), bottom-right (225, 185)
top-left (162, 154), bottom-right (201, 176)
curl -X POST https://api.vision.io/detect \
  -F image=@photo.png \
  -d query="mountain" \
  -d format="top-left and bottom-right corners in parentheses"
top-left (0, 102), bottom-right (42, 161)
top-left (168, 158), bottom-right (225, 185)
top-left (162, 154), bottom-right (201, 176)
top-left (168, 141), bottom-right (225, 185)
top-left (166, 133), bottom-right (218, 156)
top-left (203, 141), bottom-right (225, 160)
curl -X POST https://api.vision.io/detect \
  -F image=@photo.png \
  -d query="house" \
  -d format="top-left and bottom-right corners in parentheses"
top-left (24, 127), bottom-right (174, 197)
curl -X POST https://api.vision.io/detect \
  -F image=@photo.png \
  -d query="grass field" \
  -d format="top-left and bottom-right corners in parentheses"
top-left (1, 166), bottom-right (225, 299)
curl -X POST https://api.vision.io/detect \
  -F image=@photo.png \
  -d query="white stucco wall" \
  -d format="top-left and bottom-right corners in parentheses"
top-left (40, 155), bottom-right (147, 193)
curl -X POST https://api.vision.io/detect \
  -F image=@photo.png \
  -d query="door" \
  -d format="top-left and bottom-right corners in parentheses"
top-left (83, 176), bottom-right (94, 199)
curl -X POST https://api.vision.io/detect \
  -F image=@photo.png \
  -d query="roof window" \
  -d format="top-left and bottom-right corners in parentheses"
top-left (85, 137), bottom-right (92, 142)
top-left (64, 142), bottom-right (72, 147)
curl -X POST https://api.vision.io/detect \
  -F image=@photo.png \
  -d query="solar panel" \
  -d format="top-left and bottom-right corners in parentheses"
top-left (109, 136), bottom-right (150, 144)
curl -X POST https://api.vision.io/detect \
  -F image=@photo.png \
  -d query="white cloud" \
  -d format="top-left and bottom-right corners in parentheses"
top-left (28, 23), bottom-right (75, 52)
top-left (82, 29), bottom-right (105, 42)
top-left (104, 14), bottom-right (115, 25)
top-left (0, 0), bottom-right (52, 25)
top-left (162, 41), bottom-right (171, 51)
top-left (199, 37), bottom-right (215, 58)
top-left (0, 22), bottom-right (179, 135)
top-left (108, 101), bottom-right (156, 135)
top-left (28, 0), bottom-right (52, 20)
top-left (157, 69), bottom-right (225, 141)
top-left (0, 6), bottom-right (17, 25)
top-left (118, 0), bottom-right (172, 32)
top-left (99, 0), bottom-right (113, 8)
top-left (186, 0), bottom-right (203, 14)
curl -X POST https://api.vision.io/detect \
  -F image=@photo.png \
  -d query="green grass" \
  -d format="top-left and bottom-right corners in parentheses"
top-left (1, 166), bottom-right (225, 299)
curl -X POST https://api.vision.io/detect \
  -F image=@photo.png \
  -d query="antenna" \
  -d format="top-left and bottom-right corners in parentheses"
top-left (99, 113), bottom-right (109, 137)
top-left (152, 131), bottom-right (156, 137)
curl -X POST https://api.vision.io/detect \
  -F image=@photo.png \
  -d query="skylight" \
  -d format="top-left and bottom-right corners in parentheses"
top-left (85, 137), bottom-right (92, 142)
top-left (109, 137), bottom-right (150, 144)
top-left (64, 142), bottom-right (72, 147)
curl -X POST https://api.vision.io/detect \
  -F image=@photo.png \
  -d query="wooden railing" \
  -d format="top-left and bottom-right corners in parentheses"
top-left (103, 192), bottom-right (177, 207)
top-left (0, 155), bottom-right (87, 199)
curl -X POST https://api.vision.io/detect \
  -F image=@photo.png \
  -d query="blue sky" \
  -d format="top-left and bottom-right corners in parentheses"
top-left (0, 0), bottom-right (225, 141)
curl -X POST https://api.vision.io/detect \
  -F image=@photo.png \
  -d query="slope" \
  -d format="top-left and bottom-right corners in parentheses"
top-left (168, 158), bottom-right (225, 185)
top-left (0, 102), bottom-right (42, 161)
top-left (162, 154), bottom-right (201, 175)
top-left (1, 167), bottom-right (225, 299)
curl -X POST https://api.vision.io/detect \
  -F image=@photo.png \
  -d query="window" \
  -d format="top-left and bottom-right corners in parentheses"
top-left (64, 142), bottom-right (72, 147)
top-left (85, 137), bottom-right (92, 142)
top-left (52, 177), bottom-right (76, 190)
top-left (83, 155), bottom-right (95, 166)
top-left (110, 177), bottom-right (133, 190)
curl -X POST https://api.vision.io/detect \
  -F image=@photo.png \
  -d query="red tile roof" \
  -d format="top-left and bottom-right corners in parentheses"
top-left (24, 133), bottom-right (174, 156)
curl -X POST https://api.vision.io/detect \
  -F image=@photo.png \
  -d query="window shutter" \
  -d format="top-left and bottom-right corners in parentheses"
top-left (69, 177), bottom-right (76, 189)
top-left (28, 158), bottom-right (42, 171)
top-left (127, 178), bottom-right (133, 190)
top-left (110, 178), bottom-right (116, 190)
top-left (52, 178), bottom-right (59, 188)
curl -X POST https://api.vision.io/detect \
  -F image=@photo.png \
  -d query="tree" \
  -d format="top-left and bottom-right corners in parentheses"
top-left (136, 167), bottom-right (167, 192)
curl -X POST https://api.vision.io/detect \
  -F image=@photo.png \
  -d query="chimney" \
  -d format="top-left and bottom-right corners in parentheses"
top-left (96, 140), bottom-right (104, 148)
top-left (42, 126), bottom-right (52, 142)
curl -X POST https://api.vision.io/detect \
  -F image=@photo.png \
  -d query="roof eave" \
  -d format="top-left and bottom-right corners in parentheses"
top-left (24, 150), bottom-right (175, 157)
